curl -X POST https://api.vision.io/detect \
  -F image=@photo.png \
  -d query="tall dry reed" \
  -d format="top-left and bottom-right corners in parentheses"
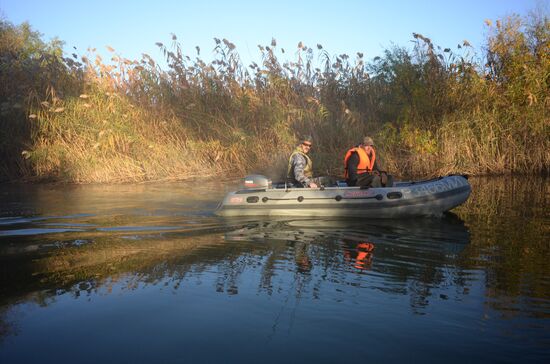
top-left (0, 12), bottom-right (548, 183)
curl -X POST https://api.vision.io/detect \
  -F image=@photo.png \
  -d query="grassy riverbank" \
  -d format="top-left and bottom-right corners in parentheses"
top-left (0, 13), bottom-right (548, 183)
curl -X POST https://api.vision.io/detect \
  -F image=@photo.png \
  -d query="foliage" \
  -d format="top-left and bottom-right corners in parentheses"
top-left (0, 12), bottom-right (548, 183)
top-left (0, 19), bottom-right (83, 179)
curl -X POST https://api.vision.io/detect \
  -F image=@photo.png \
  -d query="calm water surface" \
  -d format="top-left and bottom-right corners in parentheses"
top-left (0, 177), bottom-right (548, 363)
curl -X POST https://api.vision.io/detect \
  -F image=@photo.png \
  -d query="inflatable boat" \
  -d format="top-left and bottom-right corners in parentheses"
top-left (215, 174), bottom-right (471, 218)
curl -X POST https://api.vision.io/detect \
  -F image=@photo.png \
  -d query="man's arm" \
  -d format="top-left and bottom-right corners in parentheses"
top-left (346, 152), bottom-right (359, 186)
top-left (292, 154), bottom-right (311, 186)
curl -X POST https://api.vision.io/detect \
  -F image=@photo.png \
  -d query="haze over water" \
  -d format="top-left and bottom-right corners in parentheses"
top-left (0, 176), bottom-right (548, 363)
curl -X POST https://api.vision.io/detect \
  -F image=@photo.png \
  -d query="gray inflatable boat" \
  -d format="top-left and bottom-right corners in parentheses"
top-left (215, 174), bottom-right (471, 218)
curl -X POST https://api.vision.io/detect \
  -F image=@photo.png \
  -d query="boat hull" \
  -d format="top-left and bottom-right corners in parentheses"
top-left (215, 175), bottom-right (471, 218)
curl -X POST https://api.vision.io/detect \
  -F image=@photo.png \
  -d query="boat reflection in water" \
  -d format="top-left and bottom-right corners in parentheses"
top-left (223, 213), bottom-right (470, 303)
top-left (0, 212), bottom-right (470, 308)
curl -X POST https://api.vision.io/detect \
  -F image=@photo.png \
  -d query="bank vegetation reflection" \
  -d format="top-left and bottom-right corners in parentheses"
top-left (0, 176), bottom-right (548, 341)
top-left (1, 214), bottom-right (470, 319)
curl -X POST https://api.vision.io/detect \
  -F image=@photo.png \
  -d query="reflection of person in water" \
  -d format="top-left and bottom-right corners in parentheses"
top-left (354, 242), bottom-right (375, 270)
top-left (295, 243), bottom-right (312, 274)
top-left (342, 240), bottom-right (375, 270)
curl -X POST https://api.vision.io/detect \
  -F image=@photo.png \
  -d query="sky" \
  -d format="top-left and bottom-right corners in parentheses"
top-left (1, 0), bottom-right (547, 68)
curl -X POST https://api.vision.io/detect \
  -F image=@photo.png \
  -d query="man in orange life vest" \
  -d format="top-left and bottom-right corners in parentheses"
top-left (344, 136), bottom-right (392, 187)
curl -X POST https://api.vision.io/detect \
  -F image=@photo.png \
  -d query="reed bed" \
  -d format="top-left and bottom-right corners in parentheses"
top-left (0, 13), bottom-right (548, 183)
top-left (454, 175), bottom-right (549, 301)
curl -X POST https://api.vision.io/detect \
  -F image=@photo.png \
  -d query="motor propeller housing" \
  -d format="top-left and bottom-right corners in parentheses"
top-left (243, 175), bottom-right (272, 189)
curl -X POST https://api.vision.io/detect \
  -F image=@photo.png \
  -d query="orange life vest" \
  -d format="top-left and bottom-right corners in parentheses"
top-left (354, 242), bottom-right (375, 270)
top-left (344, 147), bottom-right (376, 178)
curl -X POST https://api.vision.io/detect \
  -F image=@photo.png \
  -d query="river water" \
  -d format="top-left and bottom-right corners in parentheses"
top-left (0, 176), bottom-right (548, 363)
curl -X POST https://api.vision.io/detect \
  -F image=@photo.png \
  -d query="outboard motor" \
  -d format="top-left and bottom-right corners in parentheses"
top-left (243, 175), bottom-right (272, 189)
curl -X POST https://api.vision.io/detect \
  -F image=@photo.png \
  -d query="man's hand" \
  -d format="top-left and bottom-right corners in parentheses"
top-left (309, 182), bottom-right (318, 188)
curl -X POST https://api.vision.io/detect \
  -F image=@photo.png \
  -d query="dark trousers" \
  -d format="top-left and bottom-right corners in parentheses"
top-left (355, 173), bottom-right (393, 188)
